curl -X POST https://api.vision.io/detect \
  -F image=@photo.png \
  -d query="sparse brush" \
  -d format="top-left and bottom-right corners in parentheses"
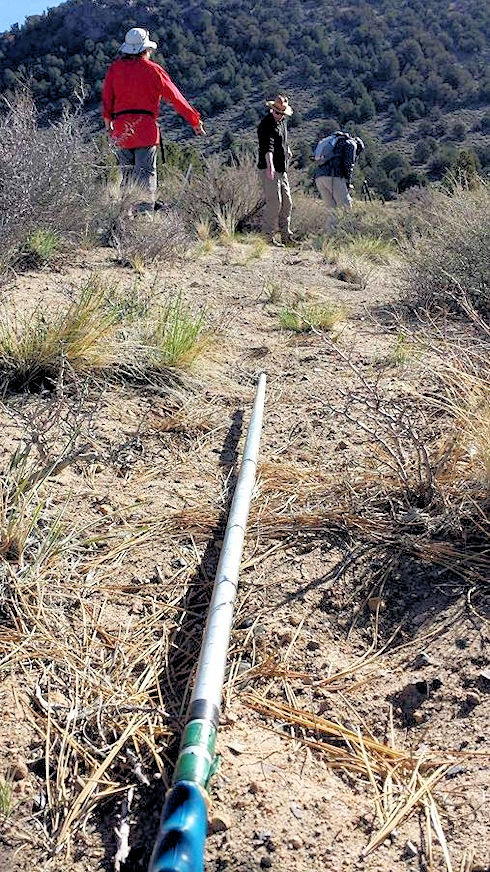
top-left (290, 193), bottom-right (326, 239)
top-left (278, 302), bottom-right (344, 332)
top-left (146, 294), bottom-right (212, 369)
top-left (215, 203), bottom-right (239, 237)
top-left (0, 445), bottom-right (69, 569)
top-left (180, 152), bottom-right (263, 234)
top-left (263, 280), bottom-right (283, 304)
top-left (0, 277), bottom-right (122, 392)
top-left (398, 179), bottom-right (490, 317)
top-left (0, 91), bottom-right (106, 273)
top-left (114, 210), bottom-right (189, 268)
top-left (324, 234), bottom-right (395, 266)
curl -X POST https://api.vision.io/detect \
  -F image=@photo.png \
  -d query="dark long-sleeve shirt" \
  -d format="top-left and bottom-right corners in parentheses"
top-left (257, 112), bottom-right (288, 173)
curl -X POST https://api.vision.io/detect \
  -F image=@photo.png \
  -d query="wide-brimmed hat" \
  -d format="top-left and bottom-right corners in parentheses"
top-left (120, 28), bottom-right (157, 55)
top-left (265, 95), bottom-right (293, 117)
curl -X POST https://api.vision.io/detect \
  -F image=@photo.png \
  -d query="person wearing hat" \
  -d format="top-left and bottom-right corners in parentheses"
top-left (102, 27), bottom-right (205, 213)
top-left (314, 130), bottom-right (365, 231)
top-left (257, 95), bottom-right (296, 246)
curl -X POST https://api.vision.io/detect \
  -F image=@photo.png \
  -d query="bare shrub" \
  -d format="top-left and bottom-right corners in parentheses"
top-left (0, 92), bottom-right (105, 271)
top-left (113, 209), bottom-right (190, 269)
top-left (291, 192), bottom-right (326, 238)
top-left (180, 153), bottom-right (263, 235)
top-left (398, 180), bottom-right (490, 318)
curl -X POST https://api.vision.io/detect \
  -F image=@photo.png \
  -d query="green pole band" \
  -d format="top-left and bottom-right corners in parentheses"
top-left (173, 720), bottom-right (217, 787)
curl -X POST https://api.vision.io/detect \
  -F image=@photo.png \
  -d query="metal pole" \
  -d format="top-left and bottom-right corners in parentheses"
top-left (148, 373), bottom-right (267, 872)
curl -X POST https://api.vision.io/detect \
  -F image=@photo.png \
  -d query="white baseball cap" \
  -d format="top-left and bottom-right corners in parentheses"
top-left (120, 28), bottom-right (157, 54)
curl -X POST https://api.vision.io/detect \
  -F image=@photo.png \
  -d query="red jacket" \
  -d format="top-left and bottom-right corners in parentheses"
top-left (102, 56), bottom-right (200, 149)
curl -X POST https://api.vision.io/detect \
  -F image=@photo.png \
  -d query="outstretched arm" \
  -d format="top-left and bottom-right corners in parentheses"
top-left (159, 68), bottom-right (202, 130)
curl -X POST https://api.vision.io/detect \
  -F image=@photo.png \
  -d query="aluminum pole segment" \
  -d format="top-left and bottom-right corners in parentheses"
top-left (190, 372), bottom-right (266, 712)
top-left (147, 374), bottom-right (266, 872)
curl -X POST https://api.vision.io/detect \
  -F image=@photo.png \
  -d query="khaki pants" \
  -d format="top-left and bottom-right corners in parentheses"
top-left (315, 175), bottom-right (352, 231)
top-left (260, 169), bottom-right (292, 241)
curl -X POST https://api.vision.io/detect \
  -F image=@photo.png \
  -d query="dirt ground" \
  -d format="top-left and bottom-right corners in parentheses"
top-left (0, 237), bottom-right (488, 872)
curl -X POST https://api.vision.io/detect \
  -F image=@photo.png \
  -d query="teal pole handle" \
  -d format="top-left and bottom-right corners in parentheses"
top-left (148, 781), bottom-right (208, 872)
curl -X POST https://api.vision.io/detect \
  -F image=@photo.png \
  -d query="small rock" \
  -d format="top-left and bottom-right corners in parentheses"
top-left (290, 615), bottom-right (303, 627)
top-left (254, 831), bottom-right (272, 845)
top-left (479, 667), bottom-right (490, 682)
top-left (306, 640), bottom-right (320, 651)
top-left (368, 597), bottom-right (386, 613)
top-left (289, 801), bottom-right (304, 820)
top-left (209, 811), bottom-right (232, 833)
top-left (466, 691), bottom-right (480, 707)
top-left (237, 617), bottom-right (254, 630)
top-left (404, 840), bottom-right (418, 858)
top-left (411, 613), bottom-right (426, 626)
top-left (445, 764), bottom-right (466, 779)
top-left (413, 652), bottom-right (437, 668)
top-left (249, 781), bottom-right (263, 795)
top-left (10, 758), bottom-right (28, 781)
top-left (260, 858), bottom-right (272, 869)
top-left (412, 711), bottom-right (424, 725)
top-left (288, 836), bottom-right (303, 850)
top-left (237, 659), bottom-right (252, 673)
top-left (97, 503), bottom-right (112, 516)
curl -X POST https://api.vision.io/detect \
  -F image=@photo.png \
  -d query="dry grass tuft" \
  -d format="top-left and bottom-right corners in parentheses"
top-left (0, 277), bottom-right (122, 393)
top-left (278, 301), bottom-right (344, 333)
top-left (144, 293), bottom-right (214, 370)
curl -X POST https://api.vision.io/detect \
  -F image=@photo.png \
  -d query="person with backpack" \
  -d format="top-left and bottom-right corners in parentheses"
top-left (314, 130), bottom-right (364, 230)
top-left (257, 94), bottom-right (297, 246)
top-left (102, 27), bottom-right (205, 215)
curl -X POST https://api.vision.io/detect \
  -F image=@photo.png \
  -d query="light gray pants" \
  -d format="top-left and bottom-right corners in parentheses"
top-left (260, 169), bottom-right (292, 241)
top-left (315, 175), bottom-right (352, 230)
top-left (118, 146), bottom-right (157, 211)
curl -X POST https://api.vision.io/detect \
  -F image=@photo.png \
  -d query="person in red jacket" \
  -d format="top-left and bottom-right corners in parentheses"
top-left (102, 27), bottom-right (205, 213)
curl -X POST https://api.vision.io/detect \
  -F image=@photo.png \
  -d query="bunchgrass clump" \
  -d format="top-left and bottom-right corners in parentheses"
top-left (147, 294), bottom-right (212, 369)
top-left (324, 234), bottom-right (396, 265)
top-left (0, 277), bottom-right (122, 392)
top-left (278, 302), bottom-right (344, 333)
top-left (20, 228), bottom-right (61, 268)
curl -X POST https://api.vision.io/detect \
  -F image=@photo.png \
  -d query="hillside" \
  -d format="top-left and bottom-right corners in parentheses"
top-left (1, 0), bottom-right (490, 192)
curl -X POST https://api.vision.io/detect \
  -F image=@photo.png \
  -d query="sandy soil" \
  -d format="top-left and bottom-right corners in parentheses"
top-left (0, 238), bottom-right (488, 872)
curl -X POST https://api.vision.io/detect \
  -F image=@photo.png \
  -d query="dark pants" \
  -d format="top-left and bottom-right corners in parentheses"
top-left (118, 146), bottom-right (157, 211)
